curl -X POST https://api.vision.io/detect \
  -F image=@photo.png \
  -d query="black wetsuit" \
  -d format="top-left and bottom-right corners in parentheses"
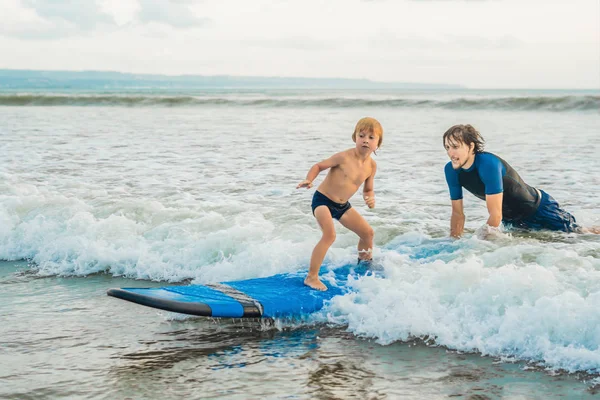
top-left (444, 152), bottom-right (577, 232)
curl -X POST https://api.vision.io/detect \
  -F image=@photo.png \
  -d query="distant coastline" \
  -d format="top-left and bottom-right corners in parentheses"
top-left (0, 69), bottom-right (465, 90)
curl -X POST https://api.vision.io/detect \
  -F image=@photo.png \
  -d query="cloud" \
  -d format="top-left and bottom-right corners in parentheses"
top-left (446, 34), bottom-right (522, 49)
top-left (405, 0), bottom-right (492, 1)
top-left (0, 0), bottom-right (597, 88)
top-left (137, 0), bottom-right (211, 28)
top-left (0, 0), bottom-right (210, 40)
top-left (245, 36), bottom-right (334, 51)
top-left (0, 0), bottom-right (116, 39)
top-left (366, 31), bottom-right (522, 52)
top-left (22, 0), bottom-right (116, 29)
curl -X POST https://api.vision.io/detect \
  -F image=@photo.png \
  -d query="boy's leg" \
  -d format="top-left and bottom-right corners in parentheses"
top-left (338, 208), bottom-right (374, 261)
top-left (306, 206), bottom-right (336, 291)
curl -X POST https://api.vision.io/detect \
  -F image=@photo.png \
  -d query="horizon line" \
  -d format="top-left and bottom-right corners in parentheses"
top-left (1, 68), bottom-right (599, 91)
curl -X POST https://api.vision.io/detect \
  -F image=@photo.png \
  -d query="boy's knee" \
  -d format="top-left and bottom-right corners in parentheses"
top-left (321, 231), bottom-right (336, 245)
top-left (362, 226), bottom-right (374, 242)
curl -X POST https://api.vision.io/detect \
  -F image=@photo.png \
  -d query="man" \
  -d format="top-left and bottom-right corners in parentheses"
top-left (442, 124), bottom-right (598, 237)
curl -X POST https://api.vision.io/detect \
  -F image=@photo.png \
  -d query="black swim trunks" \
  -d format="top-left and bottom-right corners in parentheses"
top-left (311, 191), bottom-right (352, 220)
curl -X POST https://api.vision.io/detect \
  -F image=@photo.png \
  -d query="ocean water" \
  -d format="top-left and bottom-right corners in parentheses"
top-left (1, 89), bottom-right (600, 399)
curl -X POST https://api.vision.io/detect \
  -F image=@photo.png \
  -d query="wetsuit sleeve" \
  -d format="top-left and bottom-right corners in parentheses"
top-left (478, 153), bottom-right (505, 195)
top-left (444, 162), bottom-right (463, 200)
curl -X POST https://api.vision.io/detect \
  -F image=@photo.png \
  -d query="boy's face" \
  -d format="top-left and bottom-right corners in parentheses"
top-left (355, 130), bottom-right (379, 153)
top-left (444, 137), bottom-right (475, 170)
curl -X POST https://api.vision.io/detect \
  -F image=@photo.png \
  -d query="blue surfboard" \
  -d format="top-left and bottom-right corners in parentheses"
top-left (107, 264), bottom-right (373, 318)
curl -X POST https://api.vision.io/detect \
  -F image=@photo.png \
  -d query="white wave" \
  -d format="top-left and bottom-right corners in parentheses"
top-left (321, 249), bottom-right (600, 373)
top-left (1, 97), bottom-right (599, 375)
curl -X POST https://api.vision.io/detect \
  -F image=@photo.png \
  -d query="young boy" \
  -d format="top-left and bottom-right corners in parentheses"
top-left (297, 117), bottom-right (383, 291)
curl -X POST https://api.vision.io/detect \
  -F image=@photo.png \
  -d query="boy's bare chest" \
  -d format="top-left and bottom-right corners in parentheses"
top-left (333, 164), bottom-right (371, 184)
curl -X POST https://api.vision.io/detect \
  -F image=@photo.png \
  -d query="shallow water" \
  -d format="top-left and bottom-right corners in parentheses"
top-left (1, 89), bottom-right (600, 398)
top-left (2, 260), bottom-right (599, 399)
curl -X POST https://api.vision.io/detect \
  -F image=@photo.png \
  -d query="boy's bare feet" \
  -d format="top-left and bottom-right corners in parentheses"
top-left (304, 276), bottom-right (327, 291)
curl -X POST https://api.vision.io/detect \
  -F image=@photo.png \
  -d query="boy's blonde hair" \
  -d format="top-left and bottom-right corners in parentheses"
top-left (352, 117), bottom-right (383, 148)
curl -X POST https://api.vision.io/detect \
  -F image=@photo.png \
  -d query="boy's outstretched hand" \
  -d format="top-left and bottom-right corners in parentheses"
top-left (297, 180), bottom-right (313, 189)
top-left (364, 195), bottom-right (375, 208)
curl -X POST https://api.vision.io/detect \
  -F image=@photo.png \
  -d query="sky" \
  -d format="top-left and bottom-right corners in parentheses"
top-left (0, 0), bottom-right (598, 89)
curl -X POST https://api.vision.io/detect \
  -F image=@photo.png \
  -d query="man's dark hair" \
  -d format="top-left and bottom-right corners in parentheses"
top-left (443, 124), bottom-right (485, 153)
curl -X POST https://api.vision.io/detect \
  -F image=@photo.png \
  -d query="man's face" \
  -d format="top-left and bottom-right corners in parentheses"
top-left (444, 137), bottom-right (475, 170)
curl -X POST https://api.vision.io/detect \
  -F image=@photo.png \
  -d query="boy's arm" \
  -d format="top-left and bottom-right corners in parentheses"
top-left (363, 161), bottom-right (377, 208)
top-left (297, 153), bottom-right (344, 189)
top-left (450, 199), bottom-right (465, 238)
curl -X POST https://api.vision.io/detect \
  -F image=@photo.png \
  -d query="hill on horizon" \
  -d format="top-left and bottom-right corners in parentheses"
top-left (0, 69), bottom-right (465, 90)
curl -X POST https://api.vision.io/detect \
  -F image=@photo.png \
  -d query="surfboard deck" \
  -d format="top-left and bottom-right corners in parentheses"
top-left (107, 264), bottom-right (374, 318)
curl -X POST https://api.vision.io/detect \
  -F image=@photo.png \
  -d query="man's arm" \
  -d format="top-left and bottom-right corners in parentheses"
top-left (485, 193), bottom-right (503, 227)
top-left (450, 199), bottom-right (465, 238)
top-left (363, 161), bottom-right (377, 208)
top-left (477, 153), bottom-right (504, 228)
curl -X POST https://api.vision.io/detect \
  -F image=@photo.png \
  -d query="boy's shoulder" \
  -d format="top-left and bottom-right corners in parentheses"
top-left (330, 148), bottom-right (354, 159)
top-left (370, 157), bottom-right (377, 173)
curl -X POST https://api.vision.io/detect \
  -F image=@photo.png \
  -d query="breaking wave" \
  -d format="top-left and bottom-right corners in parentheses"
top-left (0, 94), bottom-right (598, 111)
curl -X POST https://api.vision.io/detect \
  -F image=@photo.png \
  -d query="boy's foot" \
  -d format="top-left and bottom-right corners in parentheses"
top-left (357, 258), bottom-right (373, 267)
top-left (304, 276), bottom-right (327, 291)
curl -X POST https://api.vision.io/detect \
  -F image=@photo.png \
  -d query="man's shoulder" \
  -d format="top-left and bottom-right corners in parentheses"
top-left (476, 152), bottom-right (503, 169)
top-left (477, 152), bottom-right (501, 162)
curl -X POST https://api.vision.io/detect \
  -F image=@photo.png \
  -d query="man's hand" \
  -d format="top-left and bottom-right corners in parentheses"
top-left (296, 180), bottom-right (313, 189)
top-left (364, 195), bottom-right (375, 208)
top-left (476, 223), bottom-right (509, 240)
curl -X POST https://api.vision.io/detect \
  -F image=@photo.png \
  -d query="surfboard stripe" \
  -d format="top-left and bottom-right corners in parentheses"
top-left (204, 283), bottom-right (263, 317)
